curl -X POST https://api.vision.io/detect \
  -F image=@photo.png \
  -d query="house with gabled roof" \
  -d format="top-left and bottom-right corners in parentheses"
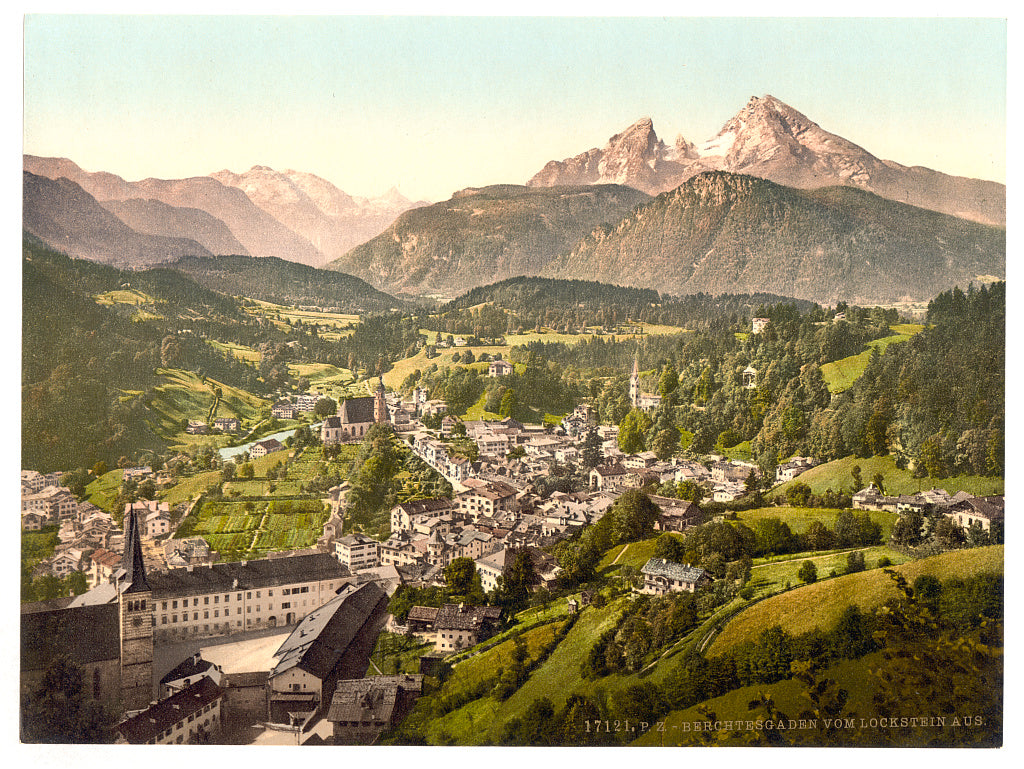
top-left (116, 677), bottom-right (224, 745)
top-left (945, 495), bottom-right (1004, 533)
top-left (159, 651), bottom-right (224, 698)
top-left (639, 558), bottom-right (710, 596)
top-left (433, 603), bottom-right (502, 653)
top-left (266, 581), bottom-right (388, 724)
top-left (328, 674), bottom-right (424, 745)
top-left (250, 438), bottom-right (284, 458)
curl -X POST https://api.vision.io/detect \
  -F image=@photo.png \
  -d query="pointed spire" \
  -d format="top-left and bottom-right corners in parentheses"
top-left (121, 504), bottom-right (151, 594)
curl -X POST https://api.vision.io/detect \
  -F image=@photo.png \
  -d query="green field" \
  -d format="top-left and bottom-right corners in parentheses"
top-left (245, 299), bottom-right (358, 334)
top-left (422, 598), bottom-right (628, 743)
top-left (94, 288), bottom-right (156, 306)
top-left (597, 535), bottom-right (670, 573)
top-left (383, 324), bottom-right (690, 391)
top-left (735, 505), bottom-right (898, 539)
top-left (821, 324), bottom-right (926, 393)
top-left (633, 652), bottom-right (887, 746)
top-left (286, 362), bottom-right (359, 400)
top-left (769, 455), bottom-right (1004, 500)
top-left (84, 468), bottom-right (125, 512)
top-left (147, 368), bottom-right (268, 445)
top-left (741, 545), bottom-right (910, 600)
top-left (208, 340), bottom-right (261, 364)
top-left (160, 469), bottom-right (223, 509)
top-left (708, 545), bottom-right (1003, 656)
top-left (191, 496), bottom-right (329, 560)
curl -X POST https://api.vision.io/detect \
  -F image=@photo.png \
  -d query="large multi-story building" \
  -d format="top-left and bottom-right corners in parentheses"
top-left (139, 553), bottom-right (350, 642)
top-left (334, 533), bottom-right (380, 572)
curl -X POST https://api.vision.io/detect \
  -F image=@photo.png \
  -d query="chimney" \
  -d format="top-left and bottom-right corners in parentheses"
top-left (186, 565), bottom-right (193, 573)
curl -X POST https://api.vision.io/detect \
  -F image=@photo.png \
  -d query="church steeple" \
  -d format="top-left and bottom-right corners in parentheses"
top-left (118, 505), bottom-right (154, 710)
top-left (630, 354), bottom-right (640, 408)
top-left (120, 505), bottom-right (151, 594)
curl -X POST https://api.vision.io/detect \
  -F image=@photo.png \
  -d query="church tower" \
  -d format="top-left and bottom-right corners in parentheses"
top-left (629, 355), bottom-right (640, 408)
top-left (117, 507), bottom-right (154, 711)
top-left (373, 381), bottom-right (388, 424)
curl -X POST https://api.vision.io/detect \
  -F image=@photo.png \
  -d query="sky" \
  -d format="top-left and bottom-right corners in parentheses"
top-left (21, 12), bottom-right (1008, 202)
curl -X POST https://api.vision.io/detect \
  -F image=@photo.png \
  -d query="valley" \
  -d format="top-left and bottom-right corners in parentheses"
top-left (19, 94), bottom-right (1004, 748)
top-left (21, 233), bottom-right (1003, 746)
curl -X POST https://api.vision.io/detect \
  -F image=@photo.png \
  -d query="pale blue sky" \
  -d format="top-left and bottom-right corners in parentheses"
top-left (23, 15), bottom-right (1007, 201)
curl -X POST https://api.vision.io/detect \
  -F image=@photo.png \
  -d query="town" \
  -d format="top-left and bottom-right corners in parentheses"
top-left (20, 322), bottom-right (1004, 745)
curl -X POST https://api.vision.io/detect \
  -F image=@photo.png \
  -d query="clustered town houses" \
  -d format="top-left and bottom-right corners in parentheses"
top-left (19, 352), bottom-right (1005, 744)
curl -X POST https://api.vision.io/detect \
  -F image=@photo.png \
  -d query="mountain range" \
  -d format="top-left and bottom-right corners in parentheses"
top-left (541, 171), bottom-right (1005, 305)
top-left (528, 95), bottom-right (1004, 227)
top-left (22, 94), bottom-right (1005, 305)
top-left (327, 184), bottom-right (652, 297)
top-left (23, 155), bottom-right (425, 268)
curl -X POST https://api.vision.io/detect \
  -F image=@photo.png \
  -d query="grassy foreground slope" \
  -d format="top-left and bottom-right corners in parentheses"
top-left (708, 545), bottom-right (1003, 656)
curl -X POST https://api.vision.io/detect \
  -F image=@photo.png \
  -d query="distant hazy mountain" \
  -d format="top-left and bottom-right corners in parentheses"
top-left (327, 184), bottom-right (652, 298)
top-left (210, 165), bottom-right (426, 264)
top-left (24, 155), bottom-right (324, 266)
top-left (101, 198), bottom-right (250, 257)
top-left (529, 95), bottom-right (1005, 227)
top-left (22, 171), bottom-right (213, 268)
top-left (541, 171), bottom-right (1005, 305)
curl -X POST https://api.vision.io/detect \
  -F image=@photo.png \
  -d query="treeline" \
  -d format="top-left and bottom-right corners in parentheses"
top-left (343, 425), bottom-right (451, 537)
top-left (412, 350), bottom-right (579, 419)
top-left (434, 277), bottom-right (817, 336)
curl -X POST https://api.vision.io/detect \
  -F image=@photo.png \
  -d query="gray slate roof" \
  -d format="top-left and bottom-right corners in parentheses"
top-left (147, 552), bottom-right (349, 598)
top-left (339, 396), bottom-right (375, 424)
top-left (270, 581), bottom-right (387, 681)
top-left (433, 603), bottom-right (501, 631)
top-left (21, 603), bottom-right (121, 671)
top-left (641, 558), bottom-right (707, 583)
top-left (118, 678), bottom-right (222, 744)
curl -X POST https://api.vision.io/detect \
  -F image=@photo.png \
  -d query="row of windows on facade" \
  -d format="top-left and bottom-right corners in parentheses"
top-left (160, 600), bottom-right (305, 624)
top-left (148, 704), bottom-right (219, 744)
top-left (157, 585), bottom-right (314, 611)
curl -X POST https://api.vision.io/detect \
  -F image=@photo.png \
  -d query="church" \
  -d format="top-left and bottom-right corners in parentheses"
top-left (630, 355), bottom-right (662, 413)
top-left (21, 506), bottom-right (156, 720)
top-left (321, 382), bottom-right (390, 444)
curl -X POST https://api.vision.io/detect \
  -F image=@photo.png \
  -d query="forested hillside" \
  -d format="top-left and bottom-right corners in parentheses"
top-left (166, 254), bottom-right (405, 313)
top-left (432, 276), bottom-right (815, 337)
top-left (22, 243), bottom-right (264, 471)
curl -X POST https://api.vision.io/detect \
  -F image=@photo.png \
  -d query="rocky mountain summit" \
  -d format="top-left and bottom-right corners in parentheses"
top-left (529, 95), bottom-right (1004, 226)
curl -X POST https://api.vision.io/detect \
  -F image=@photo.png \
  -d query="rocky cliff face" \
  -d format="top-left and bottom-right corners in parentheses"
top-left (529, 95), bottom-right (1004, 226)
top-left (542, 171), bottom-right (1005, 304)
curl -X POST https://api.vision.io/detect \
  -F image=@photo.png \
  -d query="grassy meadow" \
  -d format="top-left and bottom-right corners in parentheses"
top-left (708, 545), bottom-right (1003, 656)
top-left (769, 454), bottom-right (1004, 500)
top-left (821, 323), bottom-right (926, 393)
